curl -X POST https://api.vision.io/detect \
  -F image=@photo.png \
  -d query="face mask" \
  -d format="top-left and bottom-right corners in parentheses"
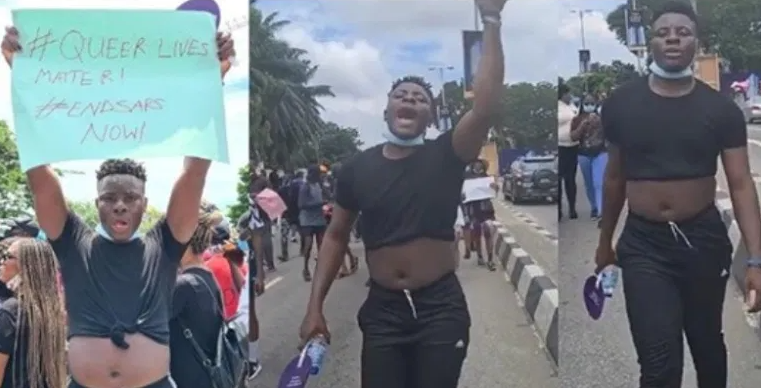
top-left (649, 60), bottom-right (693, 79)
top-left (382, 126), bottom-right (425, 147)
top-left (95, 224), bottom-right (141, 242)
top-left (582, 104), bottom-right (596, 113)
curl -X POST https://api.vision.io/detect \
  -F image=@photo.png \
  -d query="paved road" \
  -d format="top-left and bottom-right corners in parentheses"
top-left (558, 134), bottom-right (761, 387)
top-left (493, 194), bottom-right (558, 282)
top-left (250, 230), bottom-right (557, 387)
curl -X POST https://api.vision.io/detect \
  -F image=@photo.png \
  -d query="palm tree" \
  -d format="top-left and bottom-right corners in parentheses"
top-left (249, 6), bottom-right (334, 169)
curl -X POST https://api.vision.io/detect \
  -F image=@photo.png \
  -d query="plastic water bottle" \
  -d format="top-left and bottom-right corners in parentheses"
top-left (306, 336), bottom-right (328, 375)
top-left (600, 268), bottom-right (619, 298)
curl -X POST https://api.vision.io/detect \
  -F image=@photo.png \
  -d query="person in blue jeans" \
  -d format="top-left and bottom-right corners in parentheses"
top-left (571, 94), bottom-right (607, 222)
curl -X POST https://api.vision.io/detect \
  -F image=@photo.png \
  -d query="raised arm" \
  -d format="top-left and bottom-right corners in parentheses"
top-left (3, 29), bottom-right (69, 239)
top-left (27, 166), bottom-right (69, 241)
top-left (165, 157), bottom-right (211, 243)
top-left (451, 0), bottom-right (506, 162)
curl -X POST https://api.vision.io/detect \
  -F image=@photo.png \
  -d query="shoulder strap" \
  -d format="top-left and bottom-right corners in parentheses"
top-left (177, 272), bottom-right (227, 368)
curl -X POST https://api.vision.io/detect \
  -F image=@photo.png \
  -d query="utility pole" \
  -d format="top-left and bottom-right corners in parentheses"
top-left (473, 2), bottom-right (479, 31)
top-left (571, 9), bottom-right (594, 91)
top-left (429, 66), bottom-right (455, 131)
top-left (571, 9), bottom-right (593, 49)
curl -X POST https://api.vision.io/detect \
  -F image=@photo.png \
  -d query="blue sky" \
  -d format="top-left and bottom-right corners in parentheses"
top-left (256, 0), bottom-right (634, 146)
top-left (0, 0), bottom-right (250, 210)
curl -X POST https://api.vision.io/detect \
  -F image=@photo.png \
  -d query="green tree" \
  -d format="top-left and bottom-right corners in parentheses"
top-left (297, 122), bottom-right (363, 165)
top-left (227, 165), bottom-right (251, 225)
top-left (564, 60), bottom-right (639, 96)
top-left (67, 200), bottom-right (164, 233)
top-left (497, 82), bottom-right (556, 149)
top-left (249, 6), bottom-right (335, 170)
top-left (605, 0), bottom-right (761, 71)
top-left (434, 82), bottom-right (555, 149)
top-left (0, 120), bottom-right (31, 218)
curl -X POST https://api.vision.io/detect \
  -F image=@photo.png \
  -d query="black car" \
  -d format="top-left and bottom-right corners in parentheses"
top-left (502, 155), bottom-right (558, 204)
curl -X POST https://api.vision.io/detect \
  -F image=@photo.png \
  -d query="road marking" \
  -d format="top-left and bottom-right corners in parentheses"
top-left (749, 139), bottom-right (761, 148)
top-left (264, 276), bottom-right (283, 290)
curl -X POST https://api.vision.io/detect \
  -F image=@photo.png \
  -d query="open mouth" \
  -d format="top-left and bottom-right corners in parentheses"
top-left (112, 220), bottom-right (129, 233)
top-left (395, 106), bottom-right (419, 126)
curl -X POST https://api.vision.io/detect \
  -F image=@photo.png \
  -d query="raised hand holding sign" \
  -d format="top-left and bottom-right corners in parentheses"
top-left (8, 9), bottom-right (229, 171)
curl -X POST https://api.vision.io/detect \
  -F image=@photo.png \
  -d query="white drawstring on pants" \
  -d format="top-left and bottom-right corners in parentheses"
top-left (403, 289), bottom-right (418, 319)
top-left (668, 221), bottom-right (694, 249)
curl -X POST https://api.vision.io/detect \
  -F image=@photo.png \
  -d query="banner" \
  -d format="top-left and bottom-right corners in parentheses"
top-left (462, 30), bottom-right (482, 99)
top-left (10, 9), bottom-right (229, 171)
top-left (578, 49), bottom-right (591, 73)
top-left (625, 8), bottom-right (647, 54)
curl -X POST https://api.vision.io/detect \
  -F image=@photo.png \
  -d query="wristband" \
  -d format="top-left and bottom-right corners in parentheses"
top-left (482, 15), bottom-right (501, 26)
top-left (746, 257), bottom-right (761, 268)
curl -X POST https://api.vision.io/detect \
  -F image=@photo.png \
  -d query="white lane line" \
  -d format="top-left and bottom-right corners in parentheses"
top-left (264, 276), bottom-right (283, 290)
top-left (749, 139), bottom-right (761, 148)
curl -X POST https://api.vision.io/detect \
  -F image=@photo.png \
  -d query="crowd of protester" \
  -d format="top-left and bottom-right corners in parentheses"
top-left (0, 198), bottom-right (255, 388)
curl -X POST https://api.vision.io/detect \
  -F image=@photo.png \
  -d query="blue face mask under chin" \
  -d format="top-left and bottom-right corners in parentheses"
top-left (382, 126), bottom-right (425, 147)
top-left (582, 104), bottom-right (597, 113)
top-left (649, 61), bottom-right (693, 79)
top-left (95, 224), bottom-right (141, 242)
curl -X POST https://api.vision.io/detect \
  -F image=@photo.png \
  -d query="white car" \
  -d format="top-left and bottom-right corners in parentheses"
top-left (749, 101), bottom-right (761, 124)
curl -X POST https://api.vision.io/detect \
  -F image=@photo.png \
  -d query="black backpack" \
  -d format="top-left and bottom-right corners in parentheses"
top-left (180, 274), bottom-right (249, 388)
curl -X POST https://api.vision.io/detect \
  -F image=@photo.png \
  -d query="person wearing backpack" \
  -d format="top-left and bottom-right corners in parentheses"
top-left (170, 211), bottom-right (225, 388)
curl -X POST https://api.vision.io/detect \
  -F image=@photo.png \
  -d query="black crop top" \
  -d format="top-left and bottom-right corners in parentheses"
top-left (335, 130), bottom-right (467, 250)
top-left (49, 212), bottom-right (187, 349)
top-left (602, 77), bottom-right (747, 181)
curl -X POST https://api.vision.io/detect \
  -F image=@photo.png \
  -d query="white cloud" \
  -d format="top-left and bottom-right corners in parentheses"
top-left (0, 0), bottom-right (249, 210)
top-left (257, 0), bottom-right (637, 147)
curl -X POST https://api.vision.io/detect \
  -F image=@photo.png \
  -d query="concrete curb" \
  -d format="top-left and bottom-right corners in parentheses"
top-left (492, 221), bottom-right (558, 365)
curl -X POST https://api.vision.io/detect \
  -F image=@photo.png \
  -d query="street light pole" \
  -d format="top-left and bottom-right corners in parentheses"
top-left (571, 9), bottom-right (593, 50)
top-left (571, 9), bottom-right (594, 92)
top-left (429, 66), bottom-right (455, 131)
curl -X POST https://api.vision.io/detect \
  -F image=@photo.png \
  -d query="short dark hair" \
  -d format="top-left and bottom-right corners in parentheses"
top-left (651, 1), bottom-right (698, 28)
top-left (306, 164), bottom-right (321, 183)
top-left (95, 159), bottom-right (147, 182)
top-left (390, 75), bottom-right (435, 103)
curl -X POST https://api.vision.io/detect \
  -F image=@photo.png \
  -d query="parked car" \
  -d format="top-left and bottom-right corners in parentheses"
top-left (749, 101), bottom-right (761, 123)
top-left (502, 155), bottom-right (558, 204)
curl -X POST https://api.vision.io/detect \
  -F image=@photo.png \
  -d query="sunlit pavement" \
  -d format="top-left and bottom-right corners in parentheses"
top-left (558, 127), bottom-right (761, 387)
top-left (248, 228), bottom-right (557, 387)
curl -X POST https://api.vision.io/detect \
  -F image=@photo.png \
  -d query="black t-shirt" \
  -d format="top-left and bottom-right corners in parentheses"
top-left (335, 130), bottom-right (467, 250)
top-left (48, 212), bottom-right (187, 347)
top-left (0, 298), bottom-right (39, 388)
top-left (169, 268), bottom-right (223, 388)
top-left (602, 78), bottom-right (747, 181)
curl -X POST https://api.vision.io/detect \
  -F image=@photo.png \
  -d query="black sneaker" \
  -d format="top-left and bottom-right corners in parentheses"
top-left (246, 361), bottom-right (262, 381)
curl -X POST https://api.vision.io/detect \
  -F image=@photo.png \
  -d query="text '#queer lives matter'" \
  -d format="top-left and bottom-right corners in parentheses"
top-left (22, 28), bottom-right (214, 145)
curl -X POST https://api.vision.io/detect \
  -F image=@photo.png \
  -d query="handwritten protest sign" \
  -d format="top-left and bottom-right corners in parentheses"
top-left (10, 9), bottom-right (229, 171)
top-left (462, 176), bottom-right (495, 203)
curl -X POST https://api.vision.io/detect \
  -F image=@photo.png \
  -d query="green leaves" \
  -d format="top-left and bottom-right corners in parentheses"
top-left (434, 82), bottom-right (555, 150)
top-left (0, 120), bottom-right (31, 218)
top-left (563, 60), bottom-right (640, 96)
top-left (605, 0), bottom-right (761, 71)
top-left (249, 7), bottom-right (335, 169)
top-left (227, 165), bottom-right (251, 224)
